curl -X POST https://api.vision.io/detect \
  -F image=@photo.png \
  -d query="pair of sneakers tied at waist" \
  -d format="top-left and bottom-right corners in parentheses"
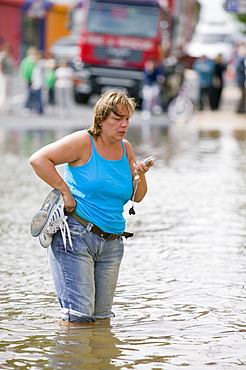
top-left (30, 189), bottom-right (133, 248)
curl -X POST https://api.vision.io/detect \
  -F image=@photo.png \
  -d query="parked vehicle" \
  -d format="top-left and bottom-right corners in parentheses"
top-left (186, 20), bottom-right (239, 62)
top-left (73, 0), bottom-right (170, 104)
top-left (49, 35), bottom-right (80, 65)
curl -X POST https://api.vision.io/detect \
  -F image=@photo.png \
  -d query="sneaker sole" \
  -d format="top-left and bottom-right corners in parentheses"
top-left (38, 234), bottom-right (52, 248)
top-left (30, 189), bottom-right (62, 237)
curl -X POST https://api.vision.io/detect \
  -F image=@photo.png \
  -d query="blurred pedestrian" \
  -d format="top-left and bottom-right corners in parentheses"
top-left (192, 55), bottom-right (215, 110)
top-left (141, 59), bottom-right (165, 120)
top-left (31, 51), bottom-right (46, 115)
top-left (55, 60), bottom-right (74, 118)
top-left (45, 58), bottom-right (56, 114)
top-left (19, 46), bottom-right (38, 116)
top-left (0, 43), bottom-right (15, 114)
top-left (235, 44), bottom-right (246, 114)
top-left (209, 53), bottom-right (227, 110)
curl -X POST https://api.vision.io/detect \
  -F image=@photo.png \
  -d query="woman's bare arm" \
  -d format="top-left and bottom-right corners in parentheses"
top-left (124, 140), bottom-right (153, 203)
top-left (29, 130), bottom-right (90, 212)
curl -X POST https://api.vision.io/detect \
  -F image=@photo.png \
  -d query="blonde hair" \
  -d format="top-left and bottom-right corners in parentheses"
top-left (214, 53), bottom-right (223, 64)
top-left (88, 90), bottom-right (137, 137)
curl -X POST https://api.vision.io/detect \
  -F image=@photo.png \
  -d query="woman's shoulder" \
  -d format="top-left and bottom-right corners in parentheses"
top-left (123, 138), bottom-right (132, 149)
top-left (67, 129), bottom-right (90, 142)
top-left (61, 130), bottom-right (91, 165)
top-left (123, 139), bottom-right (134, 158)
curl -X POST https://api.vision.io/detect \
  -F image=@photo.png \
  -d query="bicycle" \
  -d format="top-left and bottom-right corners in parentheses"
top-left (167, 79), bottom-right (194, 124)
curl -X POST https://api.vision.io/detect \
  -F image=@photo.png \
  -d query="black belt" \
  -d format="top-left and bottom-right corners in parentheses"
top-left (70, 211), bottom-right (134, 241)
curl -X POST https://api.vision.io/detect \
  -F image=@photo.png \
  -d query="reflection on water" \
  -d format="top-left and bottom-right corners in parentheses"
top-left (49, 322), bottom-right (122, 370)
top-left (1, 122), bottom-right (246, 369)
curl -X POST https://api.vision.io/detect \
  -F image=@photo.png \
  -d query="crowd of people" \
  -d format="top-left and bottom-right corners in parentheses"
top-left (192, 53), bottom-right (226, 111)
top-left (1, 42), bottom-right (246, 117)
top-left (191, 43), bottom-right (246, 113)
top-left (0, 45), bottom-right (75, 117)
top-left (19, 46), bottom-right (75, 118)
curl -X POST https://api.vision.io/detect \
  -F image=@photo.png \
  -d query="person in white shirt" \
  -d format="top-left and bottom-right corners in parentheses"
top-left (55, 60), bottom-right (75, 117)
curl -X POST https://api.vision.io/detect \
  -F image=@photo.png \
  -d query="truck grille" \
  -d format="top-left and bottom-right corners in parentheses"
top-left (94, 46), bottom-right (142, 62)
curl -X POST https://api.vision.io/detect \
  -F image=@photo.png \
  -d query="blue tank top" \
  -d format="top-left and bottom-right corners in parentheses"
top-left (64, 132), bottom-right (133, 234)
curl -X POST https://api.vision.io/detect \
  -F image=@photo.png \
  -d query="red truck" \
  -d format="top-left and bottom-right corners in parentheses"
top-left (73, 0), bottom-right (170, 103)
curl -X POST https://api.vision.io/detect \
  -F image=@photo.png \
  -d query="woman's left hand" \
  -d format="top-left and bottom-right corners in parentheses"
top-left (133, 160), bottom-right (154, 175)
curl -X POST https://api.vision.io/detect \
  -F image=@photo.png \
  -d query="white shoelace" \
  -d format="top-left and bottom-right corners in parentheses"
top-left (47, 214), bottom-right (73, 251)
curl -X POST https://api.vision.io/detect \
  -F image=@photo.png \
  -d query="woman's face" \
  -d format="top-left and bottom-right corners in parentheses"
top-left (99, 104), bottom-right (131, 141)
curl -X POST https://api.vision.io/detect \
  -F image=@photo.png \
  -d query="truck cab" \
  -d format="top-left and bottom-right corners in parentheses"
top-left (73, 0), bottom-right (168, 103)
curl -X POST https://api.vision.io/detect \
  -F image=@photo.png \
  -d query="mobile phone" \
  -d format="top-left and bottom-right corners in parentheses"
top-left (142, 155), bottom-right (156, 166)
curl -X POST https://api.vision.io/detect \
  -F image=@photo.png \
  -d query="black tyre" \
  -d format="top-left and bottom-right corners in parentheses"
top-left (74, 92), bottom-right (90, 104)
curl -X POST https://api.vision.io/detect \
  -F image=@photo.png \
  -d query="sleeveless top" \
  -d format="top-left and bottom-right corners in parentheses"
top-left (64, 132), bottom-right (133, 234)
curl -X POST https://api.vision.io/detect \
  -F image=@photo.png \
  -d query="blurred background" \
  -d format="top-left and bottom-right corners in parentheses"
top-left (1, 0), bottom-right (246, 114)
top-left (2, 1), bottom-right (246, 369)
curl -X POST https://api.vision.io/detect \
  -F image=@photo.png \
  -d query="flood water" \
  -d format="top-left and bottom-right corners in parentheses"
top-left (1, 120), bottom-right (246, 369)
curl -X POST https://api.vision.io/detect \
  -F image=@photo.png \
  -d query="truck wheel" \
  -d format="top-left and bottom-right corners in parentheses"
top-left (74, 92), bottom-right (90, 104)
top-left (136, 97), bottom-right (143, 110)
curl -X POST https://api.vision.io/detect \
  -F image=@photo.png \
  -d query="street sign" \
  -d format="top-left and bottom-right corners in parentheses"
top-left (224, 0), bottom-right (246, 14)
top-left (224, 0), bottom-right (238, 12)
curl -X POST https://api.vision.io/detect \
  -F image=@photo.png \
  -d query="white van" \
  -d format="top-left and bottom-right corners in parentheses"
top-left (187, 20), bottom-right (239, 62)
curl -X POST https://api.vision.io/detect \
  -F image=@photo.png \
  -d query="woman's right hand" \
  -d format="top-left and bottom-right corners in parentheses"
top-left (62, 191), bottom-right (76, 213)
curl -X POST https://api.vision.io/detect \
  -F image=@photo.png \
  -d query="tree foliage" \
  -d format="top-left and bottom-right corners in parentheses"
top-left (228, 14), bottom-right (246, 34)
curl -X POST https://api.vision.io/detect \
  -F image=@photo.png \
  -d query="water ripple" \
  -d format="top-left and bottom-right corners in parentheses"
top-left (1, 128), bottom-right (246, 368)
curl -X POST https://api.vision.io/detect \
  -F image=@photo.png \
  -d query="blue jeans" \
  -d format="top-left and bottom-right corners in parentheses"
top-left (24, 82), bottom-right (34, 109)
top-left (33, 88), bottom-right (43, 114)
top-left (47, 215), bottom-right (124, 323)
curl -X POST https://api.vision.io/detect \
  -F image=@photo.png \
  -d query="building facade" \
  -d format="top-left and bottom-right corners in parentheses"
top-left (0, 0), bottom-right (70, 63)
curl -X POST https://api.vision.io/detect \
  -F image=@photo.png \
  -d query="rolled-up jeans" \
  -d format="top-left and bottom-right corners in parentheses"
top-left (47, 215), bottom-right (124, 323)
